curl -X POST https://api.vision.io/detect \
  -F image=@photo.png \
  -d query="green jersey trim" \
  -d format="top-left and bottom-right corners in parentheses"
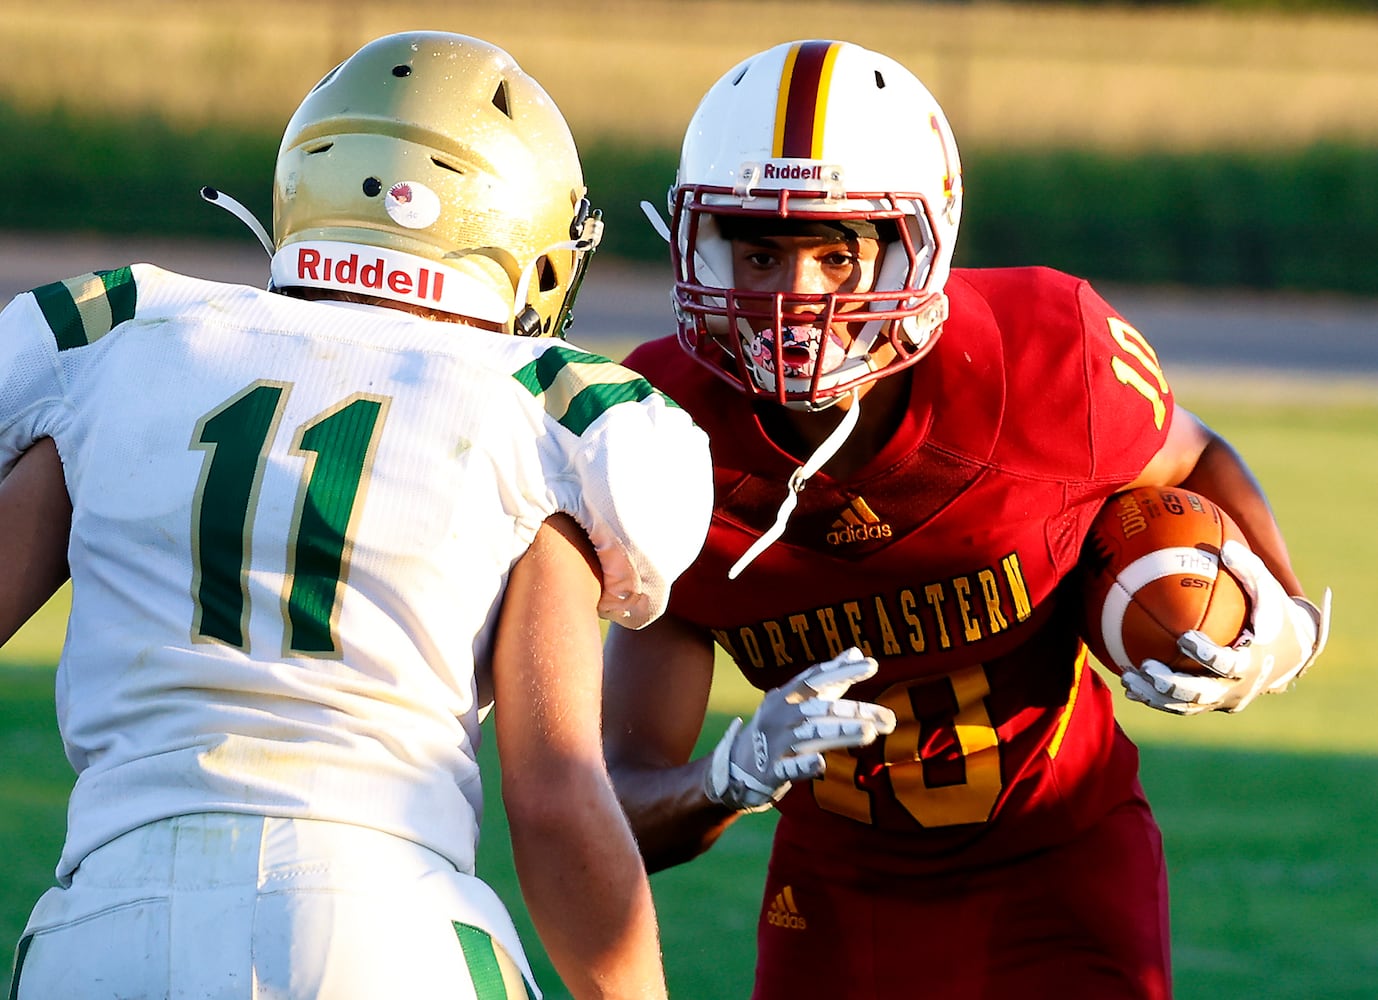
top-left (514, 343), bottom-right (678, 437)
top-left (32, 267), bottom-right (138, 351)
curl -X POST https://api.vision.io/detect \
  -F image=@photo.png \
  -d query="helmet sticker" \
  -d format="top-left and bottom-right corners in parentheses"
top-left (385, 181), bottom-right (442, 230)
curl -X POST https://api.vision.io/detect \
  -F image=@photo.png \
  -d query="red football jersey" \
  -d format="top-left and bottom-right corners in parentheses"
top-left (623, 266), bottom-right (1177, 877)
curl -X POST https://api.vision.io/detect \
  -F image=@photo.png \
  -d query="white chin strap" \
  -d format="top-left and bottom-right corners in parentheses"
top-left (728, 389), bottom-right (862, 580)
top-left (200, 186), bottom-right (274, 256)
top-left (511, 212), bottom-right (605, 334)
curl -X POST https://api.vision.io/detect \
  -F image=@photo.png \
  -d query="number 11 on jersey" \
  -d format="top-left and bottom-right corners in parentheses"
top-left (189, 380), bottom-right (389, 656)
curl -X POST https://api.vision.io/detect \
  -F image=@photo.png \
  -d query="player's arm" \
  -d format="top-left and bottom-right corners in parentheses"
top-left (491, 513), bottom-right (667, 1000)
top-left (603, 613), bottom-right (735, 872)
top-left (604, 618), bottom-right (895, 873)
top-left (1127, 405), bottom-right (1302, 594)
top-left (1121, 405), bottom-right (1329, 714)
top-left (0, 438), bottom-right (71, 644)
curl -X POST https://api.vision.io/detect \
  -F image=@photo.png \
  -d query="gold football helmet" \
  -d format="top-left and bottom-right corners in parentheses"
top-left (270, 31), bottom-right (600, 335)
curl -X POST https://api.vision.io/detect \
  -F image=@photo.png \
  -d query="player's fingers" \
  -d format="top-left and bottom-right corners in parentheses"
top-left (798, 697), bottom-right (895, 729)
top-left (791, 717), bottom-right (885, 754)
top-left (1139, 659), bottom-right (1201, 701)
top-left (1176, 630), bottom-right (1243, 678)
top-left (798, 650), bottom-right (878, 696)
top-left (1139, 659), bottom-right (1190, 695)
top-left (867, 704), bottom-right (897, 734)
top-left (775, 752), bottom-right (826, 783)
top-left (1145, 659), bottom-right (1238, 706)
top-left (1122, 670), bottom-right (1194, 714)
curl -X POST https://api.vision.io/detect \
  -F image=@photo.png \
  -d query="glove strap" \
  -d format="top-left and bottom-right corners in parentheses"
top-left (703, 718), bottom-right (738, 807)
top-left (702, 719), bottom-right (778, 815)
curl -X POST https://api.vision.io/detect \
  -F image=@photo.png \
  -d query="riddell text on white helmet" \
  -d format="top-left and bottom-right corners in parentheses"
top-left (761, 162), bottom-right (826, 181)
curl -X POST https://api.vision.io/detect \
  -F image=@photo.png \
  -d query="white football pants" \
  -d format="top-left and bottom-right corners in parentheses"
top-left (9, 813), bottom-right (538, 999)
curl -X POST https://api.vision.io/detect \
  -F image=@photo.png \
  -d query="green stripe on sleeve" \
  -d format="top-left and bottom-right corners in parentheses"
top-left (100, 266), bottom-right (138, 327)
top-left (561, 378), bottom-right (657, 436)
top-left (512, 343), bottom-right (576, 396)
top-left (29, 266), bottom-right (137, 351)
top-left (514, 343), bottom-right (677, 436)
top-left (31, 281), bottom-right (85, 351)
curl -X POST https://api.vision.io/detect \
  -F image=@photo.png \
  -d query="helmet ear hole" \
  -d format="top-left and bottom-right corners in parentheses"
top-left (536, 256), bottom-right (557, 293)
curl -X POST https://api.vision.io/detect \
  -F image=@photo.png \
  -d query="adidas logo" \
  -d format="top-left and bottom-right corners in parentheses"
top-left (766, 886), bottom-right (807, 930)
top-left (826, 496), bottom-right (892, 546)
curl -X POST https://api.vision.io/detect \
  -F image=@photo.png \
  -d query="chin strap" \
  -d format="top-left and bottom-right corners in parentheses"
top-left (728, 390), bottom-right (861, 580)
top-left (639, 200), bottom-right (672, 244)
top-left (511, 210), bottom-right (605, 336)
top-left (200, 187), bottom-right (274, 257)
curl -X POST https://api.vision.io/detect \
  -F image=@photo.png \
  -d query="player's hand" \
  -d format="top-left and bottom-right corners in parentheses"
top-left (704, 647), bottom-right (896, 812)
top-left (1122, 540), bottom-right (1331, 715)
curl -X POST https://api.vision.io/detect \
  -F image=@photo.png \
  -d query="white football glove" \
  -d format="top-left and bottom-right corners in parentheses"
top-left (704, 647), bottom-right (897, 813)
top-left (1122, 540), bottom-right (1331, 716)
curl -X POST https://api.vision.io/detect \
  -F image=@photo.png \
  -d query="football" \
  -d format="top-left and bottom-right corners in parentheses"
top-left (1077, 486), bottom-right (1250, 676)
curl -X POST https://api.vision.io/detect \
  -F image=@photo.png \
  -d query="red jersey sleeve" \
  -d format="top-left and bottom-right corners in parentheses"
top-left (954, 267), bottom-right (1174, 496)
top-left (1075, 278), bottom-right (1176, 489)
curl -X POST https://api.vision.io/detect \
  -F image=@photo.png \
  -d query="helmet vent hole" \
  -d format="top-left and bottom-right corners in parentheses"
top-left (309, 64), bottom-right (343, 94)
top-left (731, 66), bottom-right (749, 86)
top-left (362, 177), bottom-right (382, 197)
top-left (492, 81), bottom-right (511, 118)
top-left (875, 71), bottom-right (886, 89)
top-left (431, 157), bottom-right (463, 174)
top-left (392, 64), bottom-right (412, 78)
top-left (536, 256), bottom-right (557, 292)
top-left (305, 142), bottom-right (334, 155)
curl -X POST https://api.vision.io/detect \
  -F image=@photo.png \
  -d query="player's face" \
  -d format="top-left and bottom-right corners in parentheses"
top-left (728, 233), bottom-right (889, 385)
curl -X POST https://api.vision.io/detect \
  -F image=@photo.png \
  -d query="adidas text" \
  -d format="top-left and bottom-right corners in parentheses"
top-left (766, 890), bottom-right (807, 930)
top-left (826, 522), bottom-right (893, 546)
top-left (767, 908), bottom-right (807, 930)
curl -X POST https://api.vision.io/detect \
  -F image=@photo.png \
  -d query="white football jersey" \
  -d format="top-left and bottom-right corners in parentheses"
top-left (0, 264), bottom-right (712, 883)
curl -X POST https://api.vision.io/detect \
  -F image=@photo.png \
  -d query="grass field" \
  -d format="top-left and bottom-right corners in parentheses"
top-left (2, 0), bottom-right (1378, 152)
top-left (2, 389), bottom-right (1374, 996)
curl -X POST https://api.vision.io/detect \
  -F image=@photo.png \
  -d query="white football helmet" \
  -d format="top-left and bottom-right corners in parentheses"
top-left (270, 31), bottom-right (601, 336)
top-left (667, 39), bottom-right (962, 408)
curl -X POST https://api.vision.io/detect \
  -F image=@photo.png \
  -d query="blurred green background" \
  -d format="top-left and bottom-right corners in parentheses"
top-left (3, 0), bottom-right (1378, 293)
